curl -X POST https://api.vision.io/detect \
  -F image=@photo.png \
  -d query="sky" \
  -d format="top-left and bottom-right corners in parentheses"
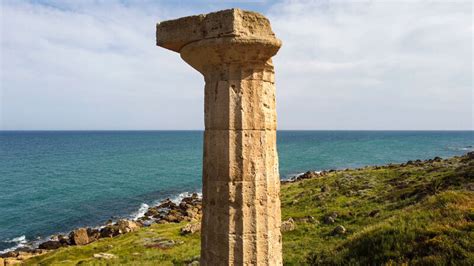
top-left (1, 0), bottom-right (472, 130)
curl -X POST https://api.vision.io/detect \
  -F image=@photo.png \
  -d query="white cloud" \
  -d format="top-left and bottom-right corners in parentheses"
top-left (269, 0), bottom-right (472, 129)
top-left (1, 0), bottom-right (472, 130)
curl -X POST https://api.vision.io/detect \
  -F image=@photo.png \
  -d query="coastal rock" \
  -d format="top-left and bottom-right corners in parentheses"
top-left (4, 258), bottom-right (22, 265)
top-left (0, 251), bottom-right (18, 258)
top-left (281, 218), bottom-right (296, 232)
top-left (100, 225), bottom-right (120, 238)
top-left (70, 228), bottom-right (89, 245)
top-left (93, 253), bottom-right (117, 260)
top-left (163, 214), bottom-right (181, 223)
top-left (138, 218), bottom-right (154, 227)
top-left (467, 151), bottom-right (474, 159)
top-left (185, 207), bottom-right (202, 220)
top-left (58, 235), bottom-right (70, 245)
top-left (38, 240), bottom-right (63, 250)
top-left (157, 199), bottom-right (177, 209)
top-left (0, 258), bottom-right (3, 265)
top-left (180, 222), bottom-right (201, 235)
top-left (144, 208), bottom-right (159, 217)
top-left (332, 225), bottom-right (346, 235)
top-left (117, 220), bottom-right (140, 234)
top-left (87, 228), bottom-right (100, 242)
top-left (297, 171), bottom-right (320, 180)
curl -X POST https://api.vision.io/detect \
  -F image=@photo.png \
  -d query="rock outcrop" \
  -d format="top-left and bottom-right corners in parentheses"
top-left (70, 228), bottom-right (89, 245)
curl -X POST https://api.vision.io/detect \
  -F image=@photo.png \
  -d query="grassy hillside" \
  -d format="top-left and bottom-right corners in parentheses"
top-left (25, 153), bottom-right (473, 265)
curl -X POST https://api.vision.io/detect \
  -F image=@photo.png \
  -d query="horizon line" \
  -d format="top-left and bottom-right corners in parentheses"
top-left (1, 129), bottom-right (473, 132)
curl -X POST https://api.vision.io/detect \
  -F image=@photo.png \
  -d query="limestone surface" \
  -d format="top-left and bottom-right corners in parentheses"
top-left (157, 8), bottom-right (282, 265)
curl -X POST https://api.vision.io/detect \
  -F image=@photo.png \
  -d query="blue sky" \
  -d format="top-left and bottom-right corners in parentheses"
top-left (1, 0), bottom-right (472, 130)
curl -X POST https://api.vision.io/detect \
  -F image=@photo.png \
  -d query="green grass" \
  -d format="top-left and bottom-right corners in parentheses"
top-left (26, 155), bottom-right (473, 265)
top-left (25, 223), bottom-right (200, 265)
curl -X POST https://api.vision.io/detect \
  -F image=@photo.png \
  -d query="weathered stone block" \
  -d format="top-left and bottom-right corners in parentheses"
top-left (157, 8), bottom-right (282, 266)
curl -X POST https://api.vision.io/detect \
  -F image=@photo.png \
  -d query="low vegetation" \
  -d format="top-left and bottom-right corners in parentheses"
top-left (24, 153), bottom-right (473, 265)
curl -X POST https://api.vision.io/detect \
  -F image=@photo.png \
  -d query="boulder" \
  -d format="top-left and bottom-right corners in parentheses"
top-left (295, 216), bottom-right (317, 224)
top-left (58, 235), bottom-right (70, 245)
top-left (70, 228), bottom-right (89, 245)
top-left (185, 208), bottom-right (201, 220)
top-left (93, 253), bottom-right (117, 260)
top-left (39, 240), bottom-right (63, 250)
top-left (182, 197), bottom-right (193, 204)
top-left (117, 220), bottom-right (140, 234)
top-left (332, 225), bottom-right (346, 235)
top-left (297, 171), bottom-right (319, 180)
top-left (323, 215), bottom-right (336, 224)
top-left (144, 239), bottom-right (177, 249)
top-left (158, 199), bottom-right (177, 209)
top-left (163, 214), bottom-right (182, 223)
top-left (369, 209), bottom-right (380, 217)
top-left (281, 218), bottom-right (296, 232)
top-left (87, 228), bottom-right (101, 242)
top-left (144, 208), bottom-right (159, 217)
top-left (0, 251), bottom-right (18, 258)
top-left (180, 222), bottom-right (201, 235)
top-left (179, 202), bottom-right (188, 210)
top-left (100, 225), bottom-right (120, 238)
top-left (468, 151), bottom-right (474, 159)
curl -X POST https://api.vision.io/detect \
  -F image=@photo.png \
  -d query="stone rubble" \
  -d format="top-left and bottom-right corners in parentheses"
top-left (0, 194), bottom-right (202, 263)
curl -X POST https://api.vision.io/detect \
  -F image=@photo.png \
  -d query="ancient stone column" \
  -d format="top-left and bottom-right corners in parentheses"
top-left (156, 9), bottom-right (282, 265)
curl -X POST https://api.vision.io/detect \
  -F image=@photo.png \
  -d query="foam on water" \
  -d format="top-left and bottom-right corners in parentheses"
top-left (130, 203), bottom-right (150, 221)
top-left (1, 235), bottom-right (28, 253)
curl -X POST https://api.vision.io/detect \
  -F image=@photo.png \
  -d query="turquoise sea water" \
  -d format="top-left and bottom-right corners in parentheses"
top-left (0, 130), bottom-right (472, 251)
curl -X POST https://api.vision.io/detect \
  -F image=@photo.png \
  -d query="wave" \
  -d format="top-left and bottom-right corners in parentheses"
top-left (285, 171), bottom-right (323, 181)
top-left (129, 203), bottom-right (149, 221)
top-left (446, 146), bottom-right (474, 152)
top-left (1, 235), bottom-right (28, 253)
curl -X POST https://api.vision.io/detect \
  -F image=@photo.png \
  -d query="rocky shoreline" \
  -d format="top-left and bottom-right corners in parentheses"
top-left (0, 193), bottom-right (203, 264)
top-left (1, 153), bottom-right (471, 264)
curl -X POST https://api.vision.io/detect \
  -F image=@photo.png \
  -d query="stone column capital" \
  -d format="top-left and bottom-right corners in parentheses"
top-left (156, 8), bottom-right (281, 73)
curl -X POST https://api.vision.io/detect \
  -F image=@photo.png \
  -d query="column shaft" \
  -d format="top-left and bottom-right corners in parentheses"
top-left (201, 61), bottom-right (282, 265)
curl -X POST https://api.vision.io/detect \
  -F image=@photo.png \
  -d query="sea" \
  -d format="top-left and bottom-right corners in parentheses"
top-left (0, 130), bottom-right (472, 252)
